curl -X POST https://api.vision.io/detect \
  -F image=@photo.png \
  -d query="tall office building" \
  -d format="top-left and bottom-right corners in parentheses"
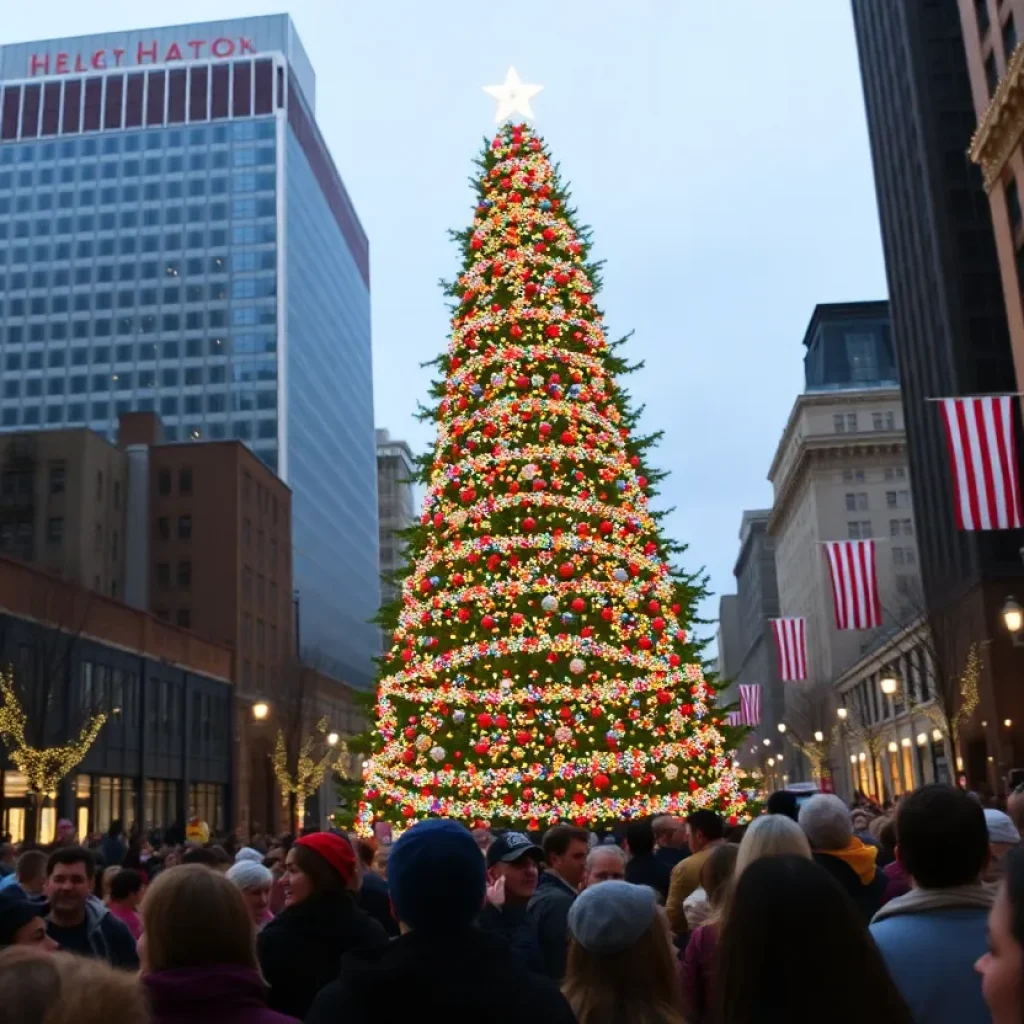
top-left (852, 0), bottom-right (1024, 782)
top-left (0, 16), bottom-right (380, 687)
top-left (375, 428), bottom-right (416, 607)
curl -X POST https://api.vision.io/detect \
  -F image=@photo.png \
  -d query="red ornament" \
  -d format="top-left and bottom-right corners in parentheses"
top-left (539, 422), bottom-right (552, 436)
top-left (460, 487), bottom-right (476, 503)
top-left (400, 649), bottom-right (414, 662)
top-left (648, 600), bottom-right (660, 612)
top-left (572, 792), bottom-right (586, 806)
top-left (474, 741), bottom-right (490, 755)
top-left (656, 690), bottom-right (671, 704)
top-left (558, 563), bottom-right (574, 579)
top-left (522, 517), bottom-right (537, 531)
top-left (571, 597), bottom-right (586, 612)
top-left (510, 324), bottom-right (523, 338)
top-left (559, 707), bottom-right (573, 721)
top-left (668, 654), bottom-right (681, 667)
top-left (481, 615), bottom-right (496, 630)
top-left (542, 227), bottom-right (556, 241)
top-left (516, 730), bottom-right (531, 745)
top-left (576, 523), bottom-right (589, 536)
top-left (516, 375), bottom-right (530, 389)
top-left (402, 805), bottom-right (415, 818)
top-left (593, 774), bottom-right (610, 791)
top-left (477, 712), bottom-right (493, 727)
top-left (601, 607), bottom-right (614, 621)
top-left (599, 521), bottom-right (614, 535)
top-left (510, 612), bottom-right (524, 627)
top-left (546, 325), bottom-right (560, 338)
top-left (560, 430), bottom-right (575, 444)
top-left (689, 780), bottom-right (699, 792)
top-left (639, 637), bottom-right (652, 651)
top-left (401, 749), bottom-right (415, 764)
top-left (652, 617), bottom-right (666, 632)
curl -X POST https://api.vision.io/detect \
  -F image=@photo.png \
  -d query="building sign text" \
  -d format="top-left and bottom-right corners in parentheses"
top-left (29, 37), bottom-right (257, 77)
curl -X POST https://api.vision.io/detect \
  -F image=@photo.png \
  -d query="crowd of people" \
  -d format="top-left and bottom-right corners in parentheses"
top-left (0, 784), bottom-right (1021, 1021)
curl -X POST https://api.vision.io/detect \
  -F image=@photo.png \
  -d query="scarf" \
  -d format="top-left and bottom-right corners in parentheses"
top-left (871, 883), bottom-right (995, 924)
top-left (816, 837), bottom-right (878, 884)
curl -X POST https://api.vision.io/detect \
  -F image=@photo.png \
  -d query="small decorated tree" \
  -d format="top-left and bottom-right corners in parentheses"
top-left (358, 122), bottom-right (745, 832)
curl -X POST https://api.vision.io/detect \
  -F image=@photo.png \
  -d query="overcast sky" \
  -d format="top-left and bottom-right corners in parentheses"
top-left (4, 0), bottom-right (889, 639)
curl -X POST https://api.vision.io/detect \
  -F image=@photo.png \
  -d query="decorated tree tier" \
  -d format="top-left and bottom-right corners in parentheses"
top-left (358, 121), bottom-right (745, 831)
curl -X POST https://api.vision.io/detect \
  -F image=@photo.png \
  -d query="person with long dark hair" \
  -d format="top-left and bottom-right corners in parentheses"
top-left (977, 845), bottom-right (1024, 1022)
top-left (717, 855), bottom-right (912, 1024)
top-left (257, 833), bottom-right (386, 1018)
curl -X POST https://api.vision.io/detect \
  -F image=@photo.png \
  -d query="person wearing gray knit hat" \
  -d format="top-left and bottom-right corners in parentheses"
top-left (568, 880), bottom-right (658, 952)
top-left (234, 846), bottom-right (264, 864)
top-left (562, 881), bottom-right (682, 1022)
top-left (226, 859), bottom-right (274, 930)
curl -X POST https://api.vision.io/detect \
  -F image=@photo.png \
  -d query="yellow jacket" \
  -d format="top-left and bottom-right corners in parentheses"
top-left (666, 843), bottom-right (720, 934)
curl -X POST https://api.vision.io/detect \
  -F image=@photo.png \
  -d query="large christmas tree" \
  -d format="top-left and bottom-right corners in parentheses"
top-left (358, 120), bottom-right (745, 832)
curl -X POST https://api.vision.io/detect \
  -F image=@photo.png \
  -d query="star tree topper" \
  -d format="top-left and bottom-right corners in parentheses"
top-left (483, 66), bottom-right (543, 123)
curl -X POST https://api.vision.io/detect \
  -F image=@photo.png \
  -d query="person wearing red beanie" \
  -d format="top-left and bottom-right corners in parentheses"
top-left (258, 833), bottom-right (387, 1019)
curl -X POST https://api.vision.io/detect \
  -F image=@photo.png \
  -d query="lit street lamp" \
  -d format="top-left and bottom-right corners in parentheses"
top-left (777, 723), bottom-right (787, 734)
top-left (252, 701), bottom-right (269, 721)
top-left (1004, 596), bottom-right (1023, 635)
top-left (814, 730), bottom-right (824, 743)
top-left (327, 732), bottom-right (340, 747)
top-left (880, 668), bottom-right (900, 697)
top-left (837, 707), bottom-right (848, 721)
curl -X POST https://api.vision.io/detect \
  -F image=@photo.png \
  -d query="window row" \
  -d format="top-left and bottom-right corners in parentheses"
top-left (0, 405), bottom-right (279, 437)
top-left (3, 334), bottom-right (275, 362)
top-left (0, 219), bottom-right (276, 247)
top-left (832, 410), bottom-right (898, 434)
top-left (1, 60), bottom-right (280, 142)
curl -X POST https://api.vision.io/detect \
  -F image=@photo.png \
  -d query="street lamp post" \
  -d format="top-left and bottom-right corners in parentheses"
top-left (252, 701), bottom-right (269, 721)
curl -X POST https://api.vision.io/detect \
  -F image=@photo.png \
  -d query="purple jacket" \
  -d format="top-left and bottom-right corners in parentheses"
top-left (143, 965), bottom-right (298, 1024)
top-left (680, 921), bottom-right (718, 1024)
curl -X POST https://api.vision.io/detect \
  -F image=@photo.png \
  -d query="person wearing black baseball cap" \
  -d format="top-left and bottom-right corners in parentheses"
top-left (477, 832), bottom-right (545, 974)
top-left (0, 886), bottom-right (56, 951)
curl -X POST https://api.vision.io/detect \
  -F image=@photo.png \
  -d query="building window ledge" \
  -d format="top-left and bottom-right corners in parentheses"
top-left (971, 40), bottom-right (1024, 190)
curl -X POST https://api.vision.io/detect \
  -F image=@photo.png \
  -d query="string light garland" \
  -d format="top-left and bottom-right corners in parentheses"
top-left (0, 667), bottom-right (106, 794)
top-left (273, 716), bottom-right (336, 828)
top-left (358, 122), bottom-right (747, 833)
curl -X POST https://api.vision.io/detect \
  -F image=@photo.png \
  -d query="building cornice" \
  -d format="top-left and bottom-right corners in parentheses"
top-left (767, 434), bottom-right (907, 535)
top-left (970, 41), bottom-right (1024, 191)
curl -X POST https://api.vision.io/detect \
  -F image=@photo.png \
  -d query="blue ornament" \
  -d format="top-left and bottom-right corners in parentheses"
top-left (540, 199), bottom-right (552, 210)
top-left (470, 384), bottom-right (482, 396)
top-left (620, 612), bottom-right (630, 623)
top-left (430, 576), bottom-right (440, 586)
top-left (616, 479), bottom-right (626, 491)
top-left (561, 612), bottom-right (575, 625)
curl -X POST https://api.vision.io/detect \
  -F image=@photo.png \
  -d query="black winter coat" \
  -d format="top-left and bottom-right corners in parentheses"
top-left (305, 927), bottom-right (577, 1024)
top-left (812, 852), bottom-right (887, 924)
top-left (527, 870), bottom-right (576, 980)
top-left (256, 889), bottom-right (388, 1019)
top-left (478, 901), bottom-right (545, 975)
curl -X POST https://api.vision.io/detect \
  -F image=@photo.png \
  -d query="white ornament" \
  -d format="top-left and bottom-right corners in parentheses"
top-left (569, 658), bottom-right (586, 675)
top-left (665, 763), bottom-right (679, 780)
top-left (483, 66), bottom-right (544, 123)
top-left (555, 726), bottom-right (573, 743)
top-left (453, 710), bottom-right (466, 724)
top-left (521, 464), bottom-right (538, 480)
top-left (415, 734), bottom-right (432, 752)
top-left (541, 595), bottom-right (559, 613)
top-left (429, 745), bottom-right (446, 762)
top-left (613, 568), bottom-right (628, 583)
top-left (531, 374), bottom-right (544, 387)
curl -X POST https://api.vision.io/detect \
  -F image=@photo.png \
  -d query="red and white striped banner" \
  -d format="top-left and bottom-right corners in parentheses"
top-left (726, 711), bottom-right (742, 727)
top-left (770, 617), bottom-right (807, 681)
top-left (738, 684), bottom-right (762, 727)
top-left (823, 540), bottom-right (882, 630)
top-left (939, 396), bottom-right (1023, 530)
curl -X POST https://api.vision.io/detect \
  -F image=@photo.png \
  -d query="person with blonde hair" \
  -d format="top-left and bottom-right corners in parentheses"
top-left (139, 864), bottom-right (295, 1024)
top-left (680, 814), bottom-right (811, 1024)
top-left (562, 880), bottom-right (683, 1024)
top-left (734, 812), bottom-right (812, 879)
top-left (0, 945), bottom-right (149, 1024)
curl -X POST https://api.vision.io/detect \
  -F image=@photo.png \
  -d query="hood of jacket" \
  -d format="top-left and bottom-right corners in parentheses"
top-left (144, 965), bottom-right (285, 1018)
top-left (816, 837), bottom-right (879, 885)
top-left (871, 883), bottom-right (995, 925)
top-left (310, 928), bottom-right (571, 1023)
top-left (262, 888), bottom-right (366, 943)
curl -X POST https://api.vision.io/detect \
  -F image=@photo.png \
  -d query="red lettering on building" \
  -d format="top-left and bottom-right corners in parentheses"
top-left (137, 40), bottom-right (159, 65)
top-left (28, 37), bottom-right (259, 76)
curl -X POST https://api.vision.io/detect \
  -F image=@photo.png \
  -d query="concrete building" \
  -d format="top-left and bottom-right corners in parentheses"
top-left (964, 0), bottom-right (1024, 404)
top-left (0, 554), bottom-right (232, 842)
top-left (768, 303), bottom-right (920, 683)
top-left (375, 429), bottom-right (416, 607)
top-left (731, 511), bottom-right (783, 736)
top-left (0, 15), bottom-right (379, 688)
top-left (853, 0), bottom-right (1024, 788)
top-left (0, 428), bottom-right (127, 595)
top-left (716, 594), bottom-right (741, 683)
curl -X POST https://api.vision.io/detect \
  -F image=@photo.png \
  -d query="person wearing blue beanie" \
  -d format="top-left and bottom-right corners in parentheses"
top-left (306, 819), bottom-right (576, 1024)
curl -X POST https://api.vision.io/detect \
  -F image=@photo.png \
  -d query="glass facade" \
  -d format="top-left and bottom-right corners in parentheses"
top-left (803, 302), bottom-right (898, 392)
top-left (0, 25), bottom-right (379, 686)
